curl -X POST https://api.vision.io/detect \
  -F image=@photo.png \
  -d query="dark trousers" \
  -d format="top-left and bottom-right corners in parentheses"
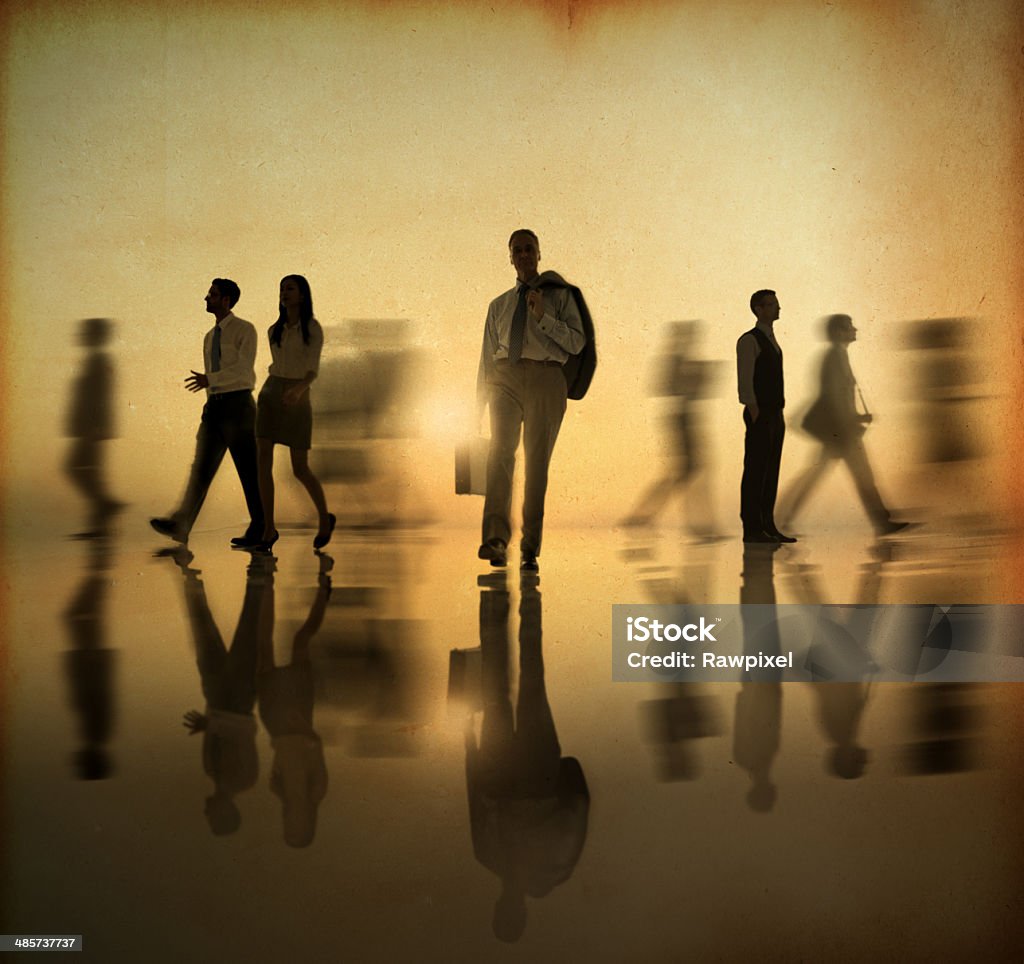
top-left (186, 572), bottom-right (261, 714)
top-left (176, 391), bottom-right (263, 537)
top-left (482, 361), bottom-right (567, 555)
top-left (781, 437), bottom-right (891, 532)
top-left (740, 407), bottom-right (784, 535)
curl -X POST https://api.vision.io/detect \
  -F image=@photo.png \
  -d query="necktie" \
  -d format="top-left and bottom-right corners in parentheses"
top-left (507, 285), bottom-right (528, 364)
top-left (211, 324), bottom-right (222, 372)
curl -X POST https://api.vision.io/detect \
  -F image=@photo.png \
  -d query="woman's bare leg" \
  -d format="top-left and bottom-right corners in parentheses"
top-left (290, 448), bottom-right (329, 526)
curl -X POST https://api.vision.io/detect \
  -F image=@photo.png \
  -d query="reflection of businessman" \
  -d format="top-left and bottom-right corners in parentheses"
top-left (151, 279), bottom-right (264, 548)
top-left (466, 580), bottom-right (589, 943)
top-left (476, 230), bottom-right (586, 573)
top-left (737, 290), bottom-right (794, 544)
top-left (734, 544), bottom-right (782, 811)
top-left (171, 548), bottom-right (262, 836)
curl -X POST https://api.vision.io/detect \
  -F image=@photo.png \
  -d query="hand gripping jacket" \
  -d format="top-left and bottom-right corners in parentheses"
top-left (534, 270), bottom-right (597, 401)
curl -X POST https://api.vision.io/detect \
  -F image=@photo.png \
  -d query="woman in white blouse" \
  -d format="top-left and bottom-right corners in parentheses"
top-left (254, 275), bottom-right (334, 551)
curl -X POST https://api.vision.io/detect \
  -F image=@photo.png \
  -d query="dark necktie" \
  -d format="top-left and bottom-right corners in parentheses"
top-left (507, 285), bottom-right (528, 364)
top-left (211, 324), bottom-right (222, 372)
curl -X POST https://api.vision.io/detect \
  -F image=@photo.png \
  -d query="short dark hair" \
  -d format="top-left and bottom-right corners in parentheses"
top-left (508, 228), bottom-right (539, 248)
top-left (211, 278), bottom-right (241, 308)
top-left (749, 289), bottom-right (775, 314)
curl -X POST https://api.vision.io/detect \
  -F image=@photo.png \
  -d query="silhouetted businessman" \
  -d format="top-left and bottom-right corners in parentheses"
top-left (476, 230), bottom-right (586, 572)
top-left (737, 289), bottom-right (794, 544)
top-left (151, 279), bottom-right (264, 547)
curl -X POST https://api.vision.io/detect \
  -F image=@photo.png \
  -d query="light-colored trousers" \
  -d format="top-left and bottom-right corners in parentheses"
top-left (482, 360), bottom-right (567, 555)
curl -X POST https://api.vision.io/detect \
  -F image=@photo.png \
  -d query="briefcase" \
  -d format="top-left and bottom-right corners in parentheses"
top-left (455, 437), bottom-right (489, 496)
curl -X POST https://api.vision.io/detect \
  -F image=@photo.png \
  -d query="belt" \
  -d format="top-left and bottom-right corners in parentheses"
top-left (496, 358), bottom-right (563, 367)
top-left (208, 389), bottom-right (251, 401)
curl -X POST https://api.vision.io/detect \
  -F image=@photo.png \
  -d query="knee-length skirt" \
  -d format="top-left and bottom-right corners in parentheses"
top-left (256, 376), bottom-right (313, 450)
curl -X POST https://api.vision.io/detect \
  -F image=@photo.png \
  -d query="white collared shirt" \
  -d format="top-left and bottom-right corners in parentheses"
top-left (267, 318), bottom-right (324, 379)
top-left (204, 312), bottom-right (257, 395)
top-left (483, 282), bottom-right (585, 364)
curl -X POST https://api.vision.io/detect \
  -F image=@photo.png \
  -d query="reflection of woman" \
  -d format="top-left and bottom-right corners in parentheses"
top-left (255, 276), bottom-right (335, 551)
top-left (256, 555), bottom-right (332, 848)
top-left (779, 315), bottom-right (906, 536)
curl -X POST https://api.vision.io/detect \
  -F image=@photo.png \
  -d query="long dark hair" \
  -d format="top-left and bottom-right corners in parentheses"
top-left (270, 274), bottom-right (315, 346)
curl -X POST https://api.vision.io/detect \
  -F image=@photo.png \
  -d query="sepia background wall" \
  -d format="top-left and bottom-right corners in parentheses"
top-left (2, 0), bottom-right (1022, 541)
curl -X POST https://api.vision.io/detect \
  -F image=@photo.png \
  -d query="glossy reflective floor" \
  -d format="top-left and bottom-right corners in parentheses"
top-left (3, 515), bottom-right (1022, 961)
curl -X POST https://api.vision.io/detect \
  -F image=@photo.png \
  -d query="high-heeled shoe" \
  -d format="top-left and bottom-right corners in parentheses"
top-left (313, 513), bottom-right (336, 550)
top-left (254, 530), bottom-right (279, 553)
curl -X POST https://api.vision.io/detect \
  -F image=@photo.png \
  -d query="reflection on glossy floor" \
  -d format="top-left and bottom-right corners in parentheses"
top-left (3, 518), bottom-right (1022, 961)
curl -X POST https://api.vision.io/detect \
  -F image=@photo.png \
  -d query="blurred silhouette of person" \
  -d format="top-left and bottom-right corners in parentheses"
top-left (64, 318), bottom-right (125, 536)
top-left (734, 543), bottom-right (782, 811)
top-left (62, 536), bottom-right (118, 779)
top-left (255, 275), bottom-right (334, 552)
top-left (476, 229), bottom-right (589, 573)
top-left (622, 321), bottom-right (724, 540)
top-left (908, 318), bottom-right (985, 465)
top-left (257, 553), bottom-right (332, 847)
top-left (629, 561), bottom-right (724, 782)
top-left (737, 290), bottom-right (794, 544)
top-left (816, 682), bottom-right (870, 779)
top-left (785, 541), bottom-right (890, 780)
top-left (465, 578), bottom-right (589, 942)
top-left (904, 683), bottom-right (981, 775)
top-left (903, 317), bottom-right (993, 531)
top-left (169, 547), bottom-right (262, 835)
top-left (150, 279), bottom-right (264, 548)
top-left (779, 314), bottom-right (908, 537)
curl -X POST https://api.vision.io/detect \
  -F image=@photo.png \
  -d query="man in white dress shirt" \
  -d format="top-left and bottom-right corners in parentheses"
top-left (476, 230), bottom-right (586, 572)
top-left (150, 279), bottom-right (264, 547)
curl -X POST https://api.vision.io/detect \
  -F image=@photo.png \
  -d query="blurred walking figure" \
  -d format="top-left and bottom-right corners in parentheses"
top-left (621, 321), bottom-right (724, 540)
top-left (903, 317), bottom-right (993, 530)
top-left (255, 275), bottom-right (334, 552)
top-left (778, 314), bottom-right (908, 537)
top-left (65, 318), bottom-right (124, 536)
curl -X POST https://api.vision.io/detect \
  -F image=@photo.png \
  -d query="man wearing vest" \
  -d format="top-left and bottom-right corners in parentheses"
top-left (736, 289), bottom-right (796, 544)
top-left (476, 230), bottom-right (587, 573)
